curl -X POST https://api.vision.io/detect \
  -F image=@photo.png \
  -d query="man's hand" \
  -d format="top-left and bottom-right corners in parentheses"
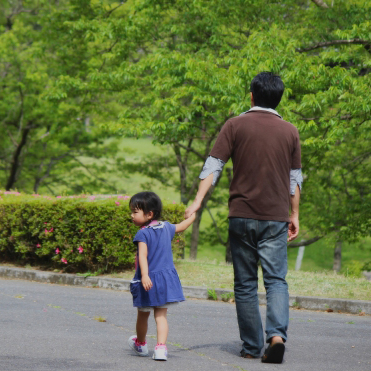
top-left (141, 275), bottom-right (153, 291)
top-left (185, 199), bottom-right (201, 219)
top-left (185, 174), bottom-right (214, 218)
top-left (288, 215), bottom-right (299, 242)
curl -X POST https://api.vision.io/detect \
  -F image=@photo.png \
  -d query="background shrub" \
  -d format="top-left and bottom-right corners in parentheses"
top-left (0, 192), bottom-right (185, 273)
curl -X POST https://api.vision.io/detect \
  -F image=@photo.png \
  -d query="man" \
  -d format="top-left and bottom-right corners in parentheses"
top-left (185, 72), bottom-right (302, 364)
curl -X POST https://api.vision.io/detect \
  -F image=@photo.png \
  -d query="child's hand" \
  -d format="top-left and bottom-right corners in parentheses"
top-left (188, 213), bottom-right (196, 222)
top-left (141, 275), bottom-right (153, 291)
top-left (185, 200), bottom-right (201, 219)
top-left (175, 212), bottom-right (196, 233)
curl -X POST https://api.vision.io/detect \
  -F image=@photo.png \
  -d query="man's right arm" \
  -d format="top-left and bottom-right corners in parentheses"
top-left (185, 173), bottom-right (214, 218)
top-left (185, 156), bottom-right (225, 218)
top-left (185, 119), bottom-right (233, 218)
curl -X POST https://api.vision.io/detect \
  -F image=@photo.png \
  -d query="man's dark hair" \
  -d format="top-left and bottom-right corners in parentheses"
top-left (129, 191), bottom-right (162, 220)
top-left (250, 72), bottom-right (285, 109)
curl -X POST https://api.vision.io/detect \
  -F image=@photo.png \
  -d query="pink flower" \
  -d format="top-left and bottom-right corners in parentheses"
top-left (89, 196), bottom-right (96, 201)
top-left (45, 229), bottom-right (48, 234)
top-left (115, 201), bottom-right (120, 206)
top-left (78, 246), bottom-right (83, 254)
top-left (36, 244), bottom-right (41, 248)
top-left (173, 201), bottom-right (176, 204)
top-left (117, 195), bottom-right (124, 199)
top-left (55, 248), bottom-right (60, 254)
top-left (61, 258), bottom-right (67, 264)
top-left (44, 222), bottom-right (48, 225)
top-left (176, 240), bottom-right (179, 243)
top-left (70, 250), bottom-right (73, 252)
top-left (123, 195), bottom-right (130, 200)
top-left (50, 228), bottom-right (54, 233)
top-left (57, 196), bottom-right (62, 199)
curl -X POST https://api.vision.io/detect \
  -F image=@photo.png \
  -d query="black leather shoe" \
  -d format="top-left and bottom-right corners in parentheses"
top-left (261, 342), bottom-right (285, 363)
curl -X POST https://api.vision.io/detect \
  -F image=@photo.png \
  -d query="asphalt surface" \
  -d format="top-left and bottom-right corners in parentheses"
top-left (1, 278), bottom-right (370, 371)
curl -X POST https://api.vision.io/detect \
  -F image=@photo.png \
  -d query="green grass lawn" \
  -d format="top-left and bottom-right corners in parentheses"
top-left (74, 137), bottom-right (180, 202)
top-left (184, 222), bottom-right (371, 276)
top-left (107, 261), bottom-right (371, 301)
top-left (117, 138), bottom-right (180, 202)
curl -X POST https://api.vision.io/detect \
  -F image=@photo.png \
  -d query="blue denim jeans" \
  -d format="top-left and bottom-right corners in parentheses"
top-left (229, 218), bottom-right (289, 357)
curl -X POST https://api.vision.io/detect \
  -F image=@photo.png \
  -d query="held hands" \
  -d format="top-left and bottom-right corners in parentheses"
top-left (185, 199), bottom-right (201, 219)
top-left (288, 215), bottom-right (299, 242)
top-left (141, 275), bottom-right (153, 291)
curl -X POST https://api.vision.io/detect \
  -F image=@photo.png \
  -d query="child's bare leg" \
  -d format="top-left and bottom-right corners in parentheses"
top-left (154, 308), bottom-right (168, 344)
top-left (136, 310), bottom-right (150, 343)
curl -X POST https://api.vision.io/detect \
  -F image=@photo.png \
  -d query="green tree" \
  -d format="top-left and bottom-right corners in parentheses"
top-left (0, 0), bottom-right (122, 194)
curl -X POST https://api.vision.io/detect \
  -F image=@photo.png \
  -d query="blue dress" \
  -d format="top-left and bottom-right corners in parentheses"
top-left (130, 221), bottom-right (185, 307)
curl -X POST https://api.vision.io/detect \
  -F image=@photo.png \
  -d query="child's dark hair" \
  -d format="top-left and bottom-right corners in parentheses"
top-left (129, 191), bottom-right (162, 220)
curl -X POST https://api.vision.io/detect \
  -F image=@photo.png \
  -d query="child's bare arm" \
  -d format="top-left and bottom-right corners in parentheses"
top-left (175, 213), bottom-right (196, 233)
top-left (138, 241), bottom-right (153, 291)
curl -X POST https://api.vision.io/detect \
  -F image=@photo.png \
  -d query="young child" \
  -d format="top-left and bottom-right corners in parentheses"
top-left (128, 191), bottom-right (195, 361)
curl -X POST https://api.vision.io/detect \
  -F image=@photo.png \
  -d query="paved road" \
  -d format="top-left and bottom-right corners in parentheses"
top-left (1, 278), bottom-right (370, 371)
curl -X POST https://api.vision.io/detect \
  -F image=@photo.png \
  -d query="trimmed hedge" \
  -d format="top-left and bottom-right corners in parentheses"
top-left (0, 192), bottom-right (185, 273)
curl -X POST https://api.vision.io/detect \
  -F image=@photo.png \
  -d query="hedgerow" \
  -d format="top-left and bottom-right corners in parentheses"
top-left (0, 192), bottom-right (185, 273)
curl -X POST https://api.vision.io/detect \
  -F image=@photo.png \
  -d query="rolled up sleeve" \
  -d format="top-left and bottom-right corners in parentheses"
top-left (199, 156), bottom-right (226, 186)
top-left (290, 168), bottom-right (303, 195)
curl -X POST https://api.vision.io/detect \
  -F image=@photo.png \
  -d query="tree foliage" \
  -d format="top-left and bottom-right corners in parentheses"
top-left (1, 0), bottom-right (370, 260)
top-left (0, 0), bottom-right (122, 194)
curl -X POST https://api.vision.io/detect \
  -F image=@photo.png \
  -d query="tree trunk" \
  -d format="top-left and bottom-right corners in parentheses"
top-left (288, 236), bottom-right (322, 247)
top-left (333, 240), bottom-right (342, 272)
top-left (189, 185), bottom-right (215, 260)
top-left (189, 208), bottom-right (202, 260)
top-left (311, 0), bottom-right (329, 8)
top-left (6, 124), bottom-right (31, 190)
top-left (173, 145), bottom-right (188, 204)
top-left (33, 177), bottom-right (41, 193)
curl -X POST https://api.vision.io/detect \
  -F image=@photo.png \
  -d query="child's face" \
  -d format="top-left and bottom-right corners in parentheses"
top-left (130, 207), bottom-right (153, 227)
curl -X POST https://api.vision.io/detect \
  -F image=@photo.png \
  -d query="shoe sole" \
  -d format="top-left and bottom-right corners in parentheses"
top-left (152, 352), bottom-right (167, 361)
top-left (152, 356), bottom-right (167, 361)
top-left (261, 343), bottom-right (285, 364)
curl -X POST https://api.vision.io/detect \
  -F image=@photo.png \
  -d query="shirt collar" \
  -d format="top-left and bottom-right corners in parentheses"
top-left (141, 220), bottom-right (165, 230)
top-left (239, 106), bottom-right (282, 119)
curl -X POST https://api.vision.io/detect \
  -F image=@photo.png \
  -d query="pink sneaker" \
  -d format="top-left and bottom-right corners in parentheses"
top-left (128, 335), bottom-right (148, 356)
top-left (152, 344), bottom-right (168, 361)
